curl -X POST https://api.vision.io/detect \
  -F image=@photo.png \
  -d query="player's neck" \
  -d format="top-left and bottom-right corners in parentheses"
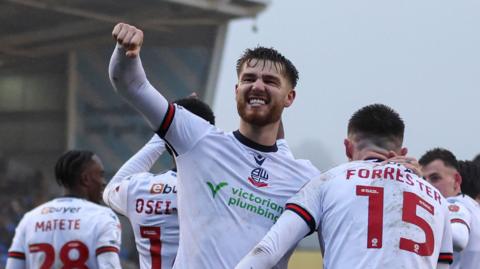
top-left (354, 149), bottom-right (390, 162)
top-left (238, 120), bottom-right (278, 146)
top-left (63, 188), bottom-right (88, 200)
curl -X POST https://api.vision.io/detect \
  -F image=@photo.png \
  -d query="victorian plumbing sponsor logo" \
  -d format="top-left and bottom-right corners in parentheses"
top-left (206, 181), bottom-right (284, 223)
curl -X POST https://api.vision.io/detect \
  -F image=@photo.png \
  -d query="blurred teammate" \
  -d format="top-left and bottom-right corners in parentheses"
top-left (236, 104), bottom-right (453, 269)
top-left (108, 23), bottom-right (320, 268)
top-left (103, 97), bottom-right (215, 269)
top-left (6, 150), bottom-right (122, 269)
top-left (420, 149), bottom-right (480, 269)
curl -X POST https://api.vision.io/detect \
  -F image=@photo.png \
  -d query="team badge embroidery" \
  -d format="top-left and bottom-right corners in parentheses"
top-left (248, 167), bottom-right (269, 187)
top-left (448, 204), bottom-right (460, 212)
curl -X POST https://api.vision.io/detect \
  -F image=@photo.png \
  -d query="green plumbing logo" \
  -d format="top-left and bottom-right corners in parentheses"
top-left (207, 182), bottom-right (284, 223)
top-left (228, 187), bottom-right (284, 223)
top-left (207, 181), bottom-right (228, 198)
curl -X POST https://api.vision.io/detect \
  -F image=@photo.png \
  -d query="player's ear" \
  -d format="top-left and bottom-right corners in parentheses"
top-left (235, 84), bottom-right (240, 101)
top-left (454, 172), bottom-right (462, 190)
top-left (79, 171), bottom-right (90, 187)
top-left (80, 166), bottom-right (93, 187)
top-left (284, 89), bottom-right (296, 107)
top-left (344, 139), bottom-right (353, 160)
top-left (400, 147), bottom-right (408, 156)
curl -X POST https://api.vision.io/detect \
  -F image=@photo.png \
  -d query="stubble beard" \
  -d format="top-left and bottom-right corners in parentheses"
top-left (237, 100), bottom-right (283, 127)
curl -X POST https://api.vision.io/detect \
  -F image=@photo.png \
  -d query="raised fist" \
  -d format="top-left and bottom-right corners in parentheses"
top-left (112, 23), bottom-right (144, 58)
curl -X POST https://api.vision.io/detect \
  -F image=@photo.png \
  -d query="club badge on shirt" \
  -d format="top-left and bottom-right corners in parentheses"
top-left (248, 167), bottom-right (269, 187)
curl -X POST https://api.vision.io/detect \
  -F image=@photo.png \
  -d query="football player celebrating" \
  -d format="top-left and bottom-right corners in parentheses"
top-left (236, 104), bottom-right (453, 269)
top-left (7, 150), bottom-right (122, 269)
top-left (420, 149), bottom-right (480, 269)
top-left (103, 97), bottom-right (215, 269)
top-left (108, 23), bottom-right (320, 268)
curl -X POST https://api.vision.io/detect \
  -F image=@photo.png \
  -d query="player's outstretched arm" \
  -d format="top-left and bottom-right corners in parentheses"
top-left (103, 135), bottom-right (166, 214)
top-left (235, 211), bottom-right (309, 269)
top-left (109, 22), bottom-right (169, 130)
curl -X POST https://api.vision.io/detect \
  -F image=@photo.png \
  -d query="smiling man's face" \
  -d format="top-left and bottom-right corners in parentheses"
top-left (235, 59), bottom-right (295, 127)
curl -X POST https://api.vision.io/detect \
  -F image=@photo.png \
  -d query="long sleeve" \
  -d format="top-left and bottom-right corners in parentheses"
top-left (109, 44), bottom-right (169, 130)
top-left (103, 135), bottom-right (166, 215)
top-left (235, 211), bottom-right (310, 269)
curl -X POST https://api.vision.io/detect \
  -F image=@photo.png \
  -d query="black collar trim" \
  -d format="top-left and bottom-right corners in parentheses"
top-left (233, 130), bottom-right (278, 152)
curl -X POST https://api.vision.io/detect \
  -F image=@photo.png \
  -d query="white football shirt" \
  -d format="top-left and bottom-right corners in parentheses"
top-left (102, 133), bottom-right (293, 269)
top-left (7, 197), bottom-right (121, 269)
top-left (106, 171), bottom-right (179, 269)
top-left (287, 160), bottom-right (453, 269)
top-left (158, 104), bottom-right (320, 269)
top-left (447, 194), bottom-right (480, 269)
top-left (109, 47), bottom-right (320, 268)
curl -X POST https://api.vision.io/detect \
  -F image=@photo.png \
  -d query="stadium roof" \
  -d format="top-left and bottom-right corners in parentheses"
top-left (0, 0), bottom-right (268, 63)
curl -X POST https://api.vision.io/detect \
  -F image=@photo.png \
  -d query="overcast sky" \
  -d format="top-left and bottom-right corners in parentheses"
top-left (213, 0), bottom-right (480, 171)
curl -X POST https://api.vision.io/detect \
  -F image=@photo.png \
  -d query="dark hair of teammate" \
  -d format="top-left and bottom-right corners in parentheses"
top-left (347, 104), bottom-right (405, 151)
top-left (419, 148), bottom-right (459, 170)
top-left (458, 160), bottom-right (480, 199)
top-left (174, 97), bottom-right (215, 125)
top-left (236, 46), bottom-right (299, 88)
top-left (54, 150), bottom-right (95, 189)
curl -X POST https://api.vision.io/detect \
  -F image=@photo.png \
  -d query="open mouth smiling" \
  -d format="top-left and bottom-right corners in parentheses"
top-left (247, 96), bottom-right (269, 106)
